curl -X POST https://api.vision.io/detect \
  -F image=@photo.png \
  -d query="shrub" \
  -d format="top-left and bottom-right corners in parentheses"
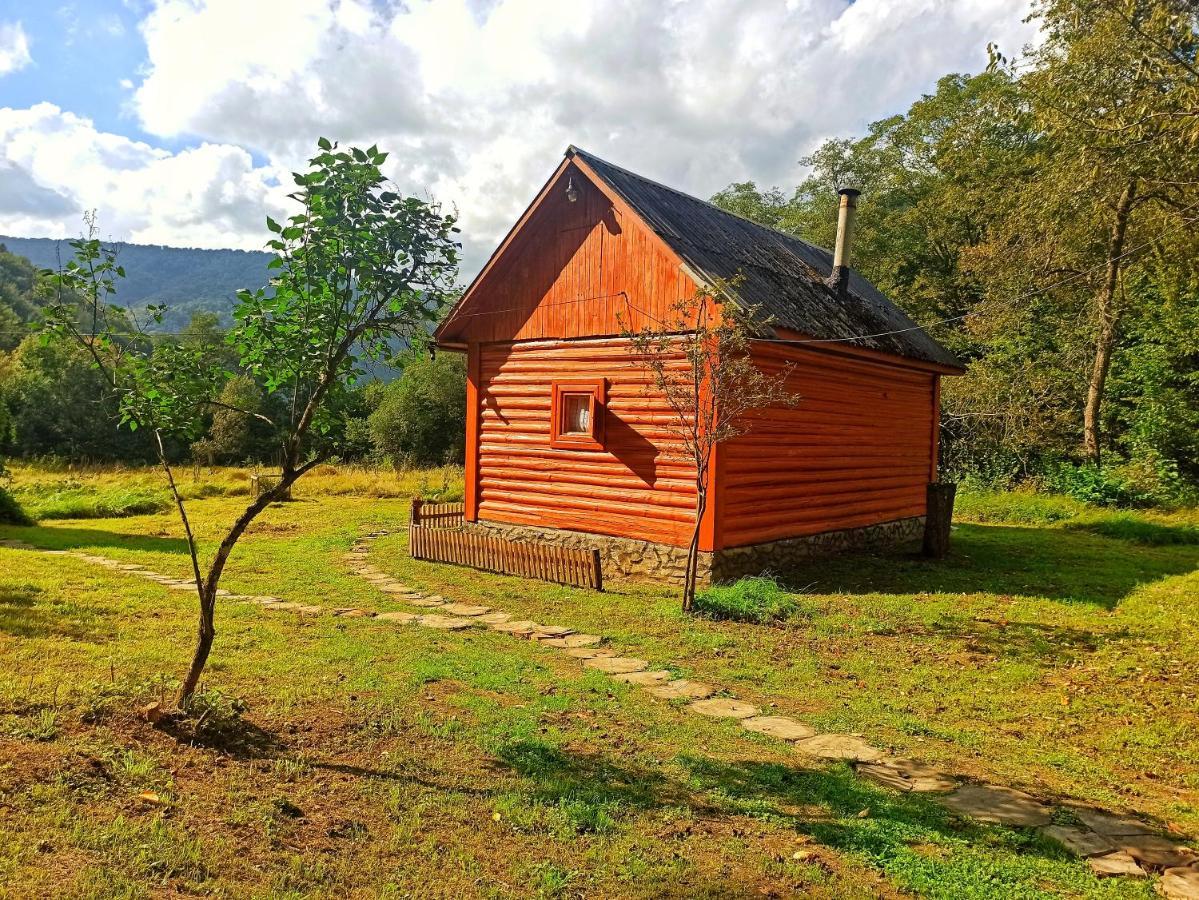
top-left (1041, 460), bottom-right (1153, 507)
top-left (694, 576), bottom-right (806, 624)
top-left (368, 353), bottom-right (466, 467)
top-left (0, 485), bottom-right (31, 525)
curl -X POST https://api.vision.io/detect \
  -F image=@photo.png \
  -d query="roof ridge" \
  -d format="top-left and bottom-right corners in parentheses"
top-left (566, 145), bottom-right (835, 262)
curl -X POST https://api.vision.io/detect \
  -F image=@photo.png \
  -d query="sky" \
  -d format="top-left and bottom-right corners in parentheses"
top-left (0, 0), bottom-right (1037, 277)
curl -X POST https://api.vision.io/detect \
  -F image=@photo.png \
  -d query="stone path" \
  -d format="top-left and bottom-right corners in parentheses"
top-left (4, 532), bottom-right (1197, 894)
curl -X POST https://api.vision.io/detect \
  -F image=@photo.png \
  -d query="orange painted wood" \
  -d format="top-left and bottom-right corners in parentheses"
top-left (930, 374), bottom-right (941, 483)
top-left (439, 163), bottom-right (699, 345)
top-left (714, 342), bottom-right (936, 549)
top-left (465, 343), bottom-right (481, 521)
top-left (476, 337), bottom-right (698, 547)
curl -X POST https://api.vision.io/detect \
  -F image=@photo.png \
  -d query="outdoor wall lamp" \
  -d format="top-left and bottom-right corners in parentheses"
top-left (565, 176), bottom-right (579, 203)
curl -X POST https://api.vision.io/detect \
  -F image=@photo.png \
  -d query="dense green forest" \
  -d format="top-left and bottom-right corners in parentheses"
top-left (0, 236), bottom-right (269, 331)
top-left (713, 0), bottom-right (1199, 506)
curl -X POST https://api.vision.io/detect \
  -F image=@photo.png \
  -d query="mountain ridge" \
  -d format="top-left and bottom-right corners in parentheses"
top-left (0, 235), bottom-right (272, 330)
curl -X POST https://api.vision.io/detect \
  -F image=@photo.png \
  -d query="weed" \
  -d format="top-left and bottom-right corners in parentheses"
top-left (694, 576), bottom-right (808, 624)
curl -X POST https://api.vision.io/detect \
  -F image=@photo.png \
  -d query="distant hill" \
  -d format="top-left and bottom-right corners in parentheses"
top-left (0, 236), bottom-right (272, 331)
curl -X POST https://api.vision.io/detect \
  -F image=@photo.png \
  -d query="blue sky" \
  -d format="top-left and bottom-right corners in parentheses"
top-left (0, 0), bottom-right (1036, 272)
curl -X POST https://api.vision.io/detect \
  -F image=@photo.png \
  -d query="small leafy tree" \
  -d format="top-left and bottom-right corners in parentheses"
top-left (368, 352), bottom-right (467, 467)
top-left (622, 278), bottom-right (798, 611)
top-left (45, 141), bottom-right (459, 706)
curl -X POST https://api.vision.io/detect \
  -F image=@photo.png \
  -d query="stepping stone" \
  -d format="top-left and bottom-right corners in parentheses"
top-left (377, 583), bottom-right (411, 593)
top-left (584, 657), bottom-right (649, 675)
top-left (688, 698), bottom-right (759, 719)
top-left (1088, 851), bottom-right (1146, 878)
top-left (440, 603), bottom-right (491, 616)
top-left (1039, 825), bottom-right (1115, 858)
top-left (376, 611), bottom-right (419, 624)
top-left (647, 679), bottom-right (716, 700)
top-left (794, 734), bottom-right (884, 763)
top-left (1116, 835), bottom-right (1196, 870)
top-left (938, 784), bottom-right (1052, 827)
top-left (407, 597), bottom-right (446, 608)
top-left (858, 757), bottom-right (957, 793)
top-left (333, 608), bottom-right (376, 618)
top-left (297, 605), bottom-right (325, 615)
top-left (417, 614), bottom-right (473, 630)
top-left (478, 612), bottom-right (512, 625)
top-left (1069, 806), bottom-right (1157, 837)
top-left (117, 564), bottom-right (145, 570)
top-left (224, 594), bottom-right (252, 601)
top-left (611, 670), bottom-right (672, 685)
top-left (533, 625), bottom-right (574, 638)
top-left (491, 620), bottom-right (540, 636)
top-left (541, 633), bottom-right (602, 648)
top-left (1159, 866), bottom-right (1199, 899)
top-left (168, 583), bottom-right (197, 591)
top-left (250, 596), bottom-right (282, 604)
top-left (740, 716), bottom-right (817, 741)
top-left (215, 589), bottom-right (231, 597)
top-left (566, 647), bottom-right (616, 659)
top-left (265, 602), bottom-right (303, 611)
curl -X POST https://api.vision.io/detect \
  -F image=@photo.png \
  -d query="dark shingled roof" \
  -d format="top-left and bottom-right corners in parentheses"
top-left (570, 146), bottom-right (960, 369)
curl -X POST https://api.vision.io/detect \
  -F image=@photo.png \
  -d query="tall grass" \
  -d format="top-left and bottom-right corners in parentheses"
top-left (5, 461), bottom-right (465, 520)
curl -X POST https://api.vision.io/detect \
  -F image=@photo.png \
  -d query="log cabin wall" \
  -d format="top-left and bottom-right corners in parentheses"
top-left (477, 337), bottom-right (698, 547)
top-left (717, 342), bottom-right (937, 549)
top-left (441, 163), bottom-right (698, 344)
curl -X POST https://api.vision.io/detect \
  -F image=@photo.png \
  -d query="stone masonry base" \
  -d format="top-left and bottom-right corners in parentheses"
top-left (464, 516), bottom-right (926, 586)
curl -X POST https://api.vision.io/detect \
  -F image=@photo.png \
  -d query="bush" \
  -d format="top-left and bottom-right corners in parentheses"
top-left (368, 352), bottom-right (466, 467)
top-left (694, 576), bottom-right (806, 624)
top-left (0, 485), bottom-right (31, 524)
top-left (1041, 460), bottom-right (1153, 507)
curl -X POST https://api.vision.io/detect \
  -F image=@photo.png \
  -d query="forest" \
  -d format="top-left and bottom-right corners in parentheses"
top-left (712, 0), bottom-right (1199, 507)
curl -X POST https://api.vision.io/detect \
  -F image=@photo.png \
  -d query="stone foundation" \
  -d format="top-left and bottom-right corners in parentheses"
top-left (465, 516), bottom-right (925, 586)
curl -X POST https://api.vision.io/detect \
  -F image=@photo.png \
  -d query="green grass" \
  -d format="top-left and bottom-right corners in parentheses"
top-left (695, 575), bottom-right (809, 623)
top-left (0, 469), bottom-right (1192, 897)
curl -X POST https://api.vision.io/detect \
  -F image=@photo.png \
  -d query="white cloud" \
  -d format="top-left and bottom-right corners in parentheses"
top-left (0, 0), bottom-right (1038, 269)
top-left (0, 103), bottom-right (291, 249)
top-left (0, 21), bottom-right (32, 76)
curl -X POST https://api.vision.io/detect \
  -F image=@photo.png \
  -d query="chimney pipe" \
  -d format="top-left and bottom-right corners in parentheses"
top-left (827, 186), bottom-right (860, 298)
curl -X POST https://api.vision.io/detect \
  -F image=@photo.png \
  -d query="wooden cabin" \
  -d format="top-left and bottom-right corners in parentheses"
top-left (435, 147), bottom-right (963, 583)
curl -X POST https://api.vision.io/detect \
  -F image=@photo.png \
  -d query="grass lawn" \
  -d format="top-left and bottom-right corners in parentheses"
top-left (1, 466), bottom-right (1195, 898)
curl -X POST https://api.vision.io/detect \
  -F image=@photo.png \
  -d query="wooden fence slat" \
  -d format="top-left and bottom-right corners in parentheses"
top-left (406, 498), bottom-right (602, 590)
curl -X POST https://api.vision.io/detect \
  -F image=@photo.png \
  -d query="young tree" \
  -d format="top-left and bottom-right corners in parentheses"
top-left (44, 141), bottom-right (459, 706)
top-left (622, 279), bottom-right (798, 611)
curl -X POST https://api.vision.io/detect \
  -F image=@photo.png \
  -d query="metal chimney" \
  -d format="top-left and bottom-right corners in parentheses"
top-left (827, 187), bottom-right (860, 298)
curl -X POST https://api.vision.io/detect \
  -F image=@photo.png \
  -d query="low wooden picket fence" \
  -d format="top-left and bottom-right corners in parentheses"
top-left (407, 499), bottom-right (602, 591)
top-left (410, 498), bottom-right (465, 528)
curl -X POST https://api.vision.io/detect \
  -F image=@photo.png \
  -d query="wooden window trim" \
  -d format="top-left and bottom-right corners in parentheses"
top-left (550, 379), bottom-right (606, 450)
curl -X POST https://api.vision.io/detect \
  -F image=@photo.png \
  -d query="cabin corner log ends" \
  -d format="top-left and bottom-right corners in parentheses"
top-left (408, 499), bottom-right (602, 591)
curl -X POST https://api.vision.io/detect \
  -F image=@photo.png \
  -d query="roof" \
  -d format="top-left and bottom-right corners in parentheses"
top-left (566, 146), bottom-right (961, 370)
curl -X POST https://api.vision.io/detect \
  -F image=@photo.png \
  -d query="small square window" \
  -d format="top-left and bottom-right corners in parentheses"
top-left (550, 379), bottom-right (606, 450)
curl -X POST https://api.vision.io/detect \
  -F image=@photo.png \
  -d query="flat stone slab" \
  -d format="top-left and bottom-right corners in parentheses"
top-left (938, 784), bottom-right (1052, 827)
top-left (477, 612), bottom-right (512, 625)
top-left (1040, 825), bottom-right (1116, 857)
top-left (740, 716), bottom-right (817, 741)
top-left (611, 670), bottom-right (673, 685)
top-left (249, 595), bottom-right (281, 604)
top-left (688, 698), bottom-right (759, 719)
top-left (417, 614), bottom-right (474, 630)
top-left (566, 647), bottom-right (616, 659)
top-left (1116, 835), bottom-right (1197, 870)
top-left (378, 584), bottom-right (418, 594)
top-left (584, 657), bottom-right (649, 674)
top-left (333, 608), bottom-right (376, 618)
top-left (407, 597), bottom-right (446, 608)
top-left (491, 620), bottom-right (540, 635)
top-left (1070, 806), bottom-right (1157, 837)
top-left (440, 603), bottom-right (491, 616)
top-left (860, 757), bottom-right (957, 793)
top-left (533, 625), bottom-right (574, 637)
top-left (647, 679), bottom-right (716, 700)
top-left (1159, 866), bottom-right (1199, 899)
top-left (794, 734), bottom-right (884, 763)
top-left (541, 633), bottom-right (602, 648)
top-left (1088, 851), bottom-right (1147, 878)
top-left (376, 611), bottom-right (419, 624)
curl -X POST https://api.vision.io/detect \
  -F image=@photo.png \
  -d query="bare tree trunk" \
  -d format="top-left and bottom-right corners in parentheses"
top-left (682, 486), bottom-right (707, 612)
top-left (1083, 179), bottom-right (1137, 465)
